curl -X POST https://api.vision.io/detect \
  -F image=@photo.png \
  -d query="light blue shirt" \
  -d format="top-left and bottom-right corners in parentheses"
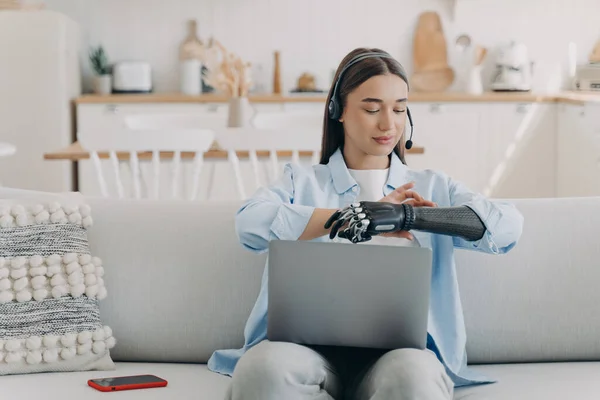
top-left (208, 148), bottom-right (524, 387)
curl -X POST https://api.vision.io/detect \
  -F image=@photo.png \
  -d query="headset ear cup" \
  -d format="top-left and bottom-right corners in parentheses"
top-left (328, 99), bottom-right (340, 120)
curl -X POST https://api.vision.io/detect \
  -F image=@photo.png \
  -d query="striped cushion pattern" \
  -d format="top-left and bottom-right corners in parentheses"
top-left (0, 201), bottom-right (115, 375)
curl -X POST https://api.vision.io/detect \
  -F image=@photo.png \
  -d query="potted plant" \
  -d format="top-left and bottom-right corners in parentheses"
top-left (89, 46), bottom-right (112, 95)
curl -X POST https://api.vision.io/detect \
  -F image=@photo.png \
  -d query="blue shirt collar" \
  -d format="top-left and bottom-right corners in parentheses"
top-left (327, 148), bottom-right (409, 194)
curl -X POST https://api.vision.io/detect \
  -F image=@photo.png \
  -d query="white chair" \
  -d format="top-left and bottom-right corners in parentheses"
top-left (124, 113), bottom-right (226, 131)
top-left (251, 111), bottom-right (323, 133)
top-left (78, 128), bottom-right (215, 200)
top-left (250, 110), bottom-right (324, 166)
top-left (123, 113), bottom-right (228, 199)
top-left (216, 127), bottom-right (322, 200)
top-left (246, 111), bottom-right (324, 168)
top-left (122, 111), bottom-right (324, 200)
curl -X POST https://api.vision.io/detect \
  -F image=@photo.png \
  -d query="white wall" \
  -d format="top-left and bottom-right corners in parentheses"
top-left (38, 0), bottom-right (600, 94)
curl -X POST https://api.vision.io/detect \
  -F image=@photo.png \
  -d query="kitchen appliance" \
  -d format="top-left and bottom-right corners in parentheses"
top-left (0, 10), bottom-right (80, 191)
top-left (575, 63), bottom-right (600, 91)
top-left (112, 61), bottom-right (153, 93)
top-left (491, 41), bottom-right (533, 92)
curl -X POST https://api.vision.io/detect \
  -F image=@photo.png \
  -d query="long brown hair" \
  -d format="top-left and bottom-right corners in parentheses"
top-left (320, 48), bottom-right (410, 165)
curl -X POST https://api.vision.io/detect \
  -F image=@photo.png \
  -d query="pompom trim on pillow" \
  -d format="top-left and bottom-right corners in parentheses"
top-left (0, 326), bottom-right (115, 365)
top-left (0, 198), bottom-right (116, 376)
top-left (0, 203), bottom-right (92, 229)
top-left (0, 254), bottom-right (106, 304)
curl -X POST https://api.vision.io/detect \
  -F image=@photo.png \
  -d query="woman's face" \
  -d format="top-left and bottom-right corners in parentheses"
top-left (340, 73), bottom-right (409, 160)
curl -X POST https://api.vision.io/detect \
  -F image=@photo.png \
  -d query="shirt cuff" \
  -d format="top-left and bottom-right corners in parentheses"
top-left (269, 204), bottom-right (316, 241)
top-left (463, 202), bottom-right (502, 253)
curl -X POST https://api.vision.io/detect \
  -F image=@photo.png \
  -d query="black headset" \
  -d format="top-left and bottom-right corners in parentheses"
top-left (328, 52), bottom-right (414, 150)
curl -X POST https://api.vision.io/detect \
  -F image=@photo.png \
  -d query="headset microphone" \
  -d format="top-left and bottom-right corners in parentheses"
top-left (405, 107), bottom-right (414, 150)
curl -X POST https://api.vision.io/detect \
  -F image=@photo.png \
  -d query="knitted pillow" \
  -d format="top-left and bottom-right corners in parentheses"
top-left (0, 197), bottom-right (115, 375)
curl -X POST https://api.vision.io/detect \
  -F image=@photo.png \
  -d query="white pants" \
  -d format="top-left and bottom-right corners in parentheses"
top-left (224, 341), bottom-right (454, 400)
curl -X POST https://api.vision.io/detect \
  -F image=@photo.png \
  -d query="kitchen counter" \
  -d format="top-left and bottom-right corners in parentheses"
top-left (553, 91), bottom-right (600, 105)
top-left (74, 91), bottom-right (600, 105)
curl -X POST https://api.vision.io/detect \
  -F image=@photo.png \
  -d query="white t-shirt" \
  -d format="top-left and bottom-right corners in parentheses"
top-left (348, 168), bottom-right (419, 247)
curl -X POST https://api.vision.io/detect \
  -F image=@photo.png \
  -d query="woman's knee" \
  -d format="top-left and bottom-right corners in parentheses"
top-left (229, 341), bottom-right (336, 399)
top-left (362, 349), bottom-right (454, 399)
top-left (233, 341), bottom-right (293, 384)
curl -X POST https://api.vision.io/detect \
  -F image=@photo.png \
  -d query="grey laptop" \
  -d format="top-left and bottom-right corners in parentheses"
top-left (267, 240), bottom-right (432, 350)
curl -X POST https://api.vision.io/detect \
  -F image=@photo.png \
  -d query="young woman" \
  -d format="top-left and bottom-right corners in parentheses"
top-left (208, 48), bottom-right (524, 400)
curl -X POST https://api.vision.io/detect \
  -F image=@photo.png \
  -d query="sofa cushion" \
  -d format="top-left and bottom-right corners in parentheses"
top-left (456, 197), bottom-right (600, 364)
top-left (0, 190), bottom-right (115, 375)
top-left (86, 197), bottom-right (266, 363)
top-left (2, 360), bottom-right (600, 399)
top-left (0, 362), bottom-right (231, 399)
top-left (455, 362), bottom-right (600, 399)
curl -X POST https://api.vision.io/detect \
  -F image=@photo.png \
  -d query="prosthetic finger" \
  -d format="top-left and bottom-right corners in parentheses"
top-left (325, 205), bottom-right (358, 229)
top-left (339, 229), bottom-right (372, 243)
top-left (326, 203), bottom-right (363, 239)
top-left (324, 209), bottom-right (342, 229)
top-left (329, 216), bottom-right (348, 239)
top-left (328, 207), bottom-right (357, 239)
top-left (339, 218), bottom-right (372, 243)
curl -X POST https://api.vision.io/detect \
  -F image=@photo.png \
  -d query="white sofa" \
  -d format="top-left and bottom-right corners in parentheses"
top-left (3, 195), bottom-right (600, 399)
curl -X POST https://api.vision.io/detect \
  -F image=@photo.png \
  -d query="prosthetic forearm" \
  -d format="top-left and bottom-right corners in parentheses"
top-left (324, 202), bottom-right (485, 244)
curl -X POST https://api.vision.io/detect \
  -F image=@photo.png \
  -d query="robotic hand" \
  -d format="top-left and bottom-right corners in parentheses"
top-left (324, 201), bottom-right (486, 244)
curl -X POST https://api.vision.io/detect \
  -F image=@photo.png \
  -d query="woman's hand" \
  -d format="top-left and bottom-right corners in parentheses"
top-left (378, 182), bottom-right (437, 240)
top-left (379, 182), bottom-right (436, 207)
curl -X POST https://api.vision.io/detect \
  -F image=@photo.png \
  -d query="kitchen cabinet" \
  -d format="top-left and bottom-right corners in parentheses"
top-left (557, 103), bottom-right (600, 197)
top-left (404, 102), bottom-right (556, 198)
top-left (404, 103), bottom-right (483, 192)
top-left (479, 102), bottom-right (556, 199)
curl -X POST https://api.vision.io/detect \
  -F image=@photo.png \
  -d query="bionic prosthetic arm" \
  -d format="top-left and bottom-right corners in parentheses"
top-left (324, 202), bottom-right (486, 244)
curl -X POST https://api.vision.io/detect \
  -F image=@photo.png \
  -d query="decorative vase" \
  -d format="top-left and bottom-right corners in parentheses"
top-left (93, 75), bottom-right (112, 95)
top-left (180, 59), bottom-right (202, 95)
top-left (179, 19), bottom-right (204, 95)
top-left (466, 65), bottom-right (483, 95)
top-left (227, 97), bottom-right (254, 127)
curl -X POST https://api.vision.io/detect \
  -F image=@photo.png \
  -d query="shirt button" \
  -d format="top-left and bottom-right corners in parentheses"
top-left (352, 187), bottom-right (358, 192)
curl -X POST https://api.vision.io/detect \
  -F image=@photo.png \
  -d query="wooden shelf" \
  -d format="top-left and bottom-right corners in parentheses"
top-left (73, 91), bottom-right (600, 105)
top-left (75, 93), bottom-right (328, 104)
top-left (75, 91), bottom-right (600, 104)
top-left (44, 142), bottom-right (425, 161)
